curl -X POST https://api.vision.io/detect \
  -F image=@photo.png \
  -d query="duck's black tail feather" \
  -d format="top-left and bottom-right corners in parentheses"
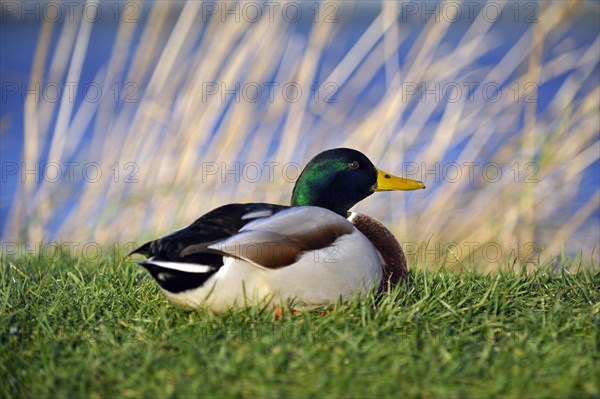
top-left (127, 241), bottom-right (152, 257)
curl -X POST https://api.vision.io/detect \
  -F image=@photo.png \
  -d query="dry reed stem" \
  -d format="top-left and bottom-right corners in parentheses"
top-left (4, 1), bottom-right (598, 266)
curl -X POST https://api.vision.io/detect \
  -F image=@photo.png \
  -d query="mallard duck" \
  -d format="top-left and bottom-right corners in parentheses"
top-left (130, 148), bottom-right (425, 312)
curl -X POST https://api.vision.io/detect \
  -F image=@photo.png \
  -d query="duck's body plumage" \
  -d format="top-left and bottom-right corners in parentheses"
top-left (134, 205), bottom-right (388, 311)
top-left (131, 148), bottom-right (424, 312)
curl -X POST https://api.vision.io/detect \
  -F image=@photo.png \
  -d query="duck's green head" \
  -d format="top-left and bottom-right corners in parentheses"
top-left (291, 148), bottom-right (425, 216)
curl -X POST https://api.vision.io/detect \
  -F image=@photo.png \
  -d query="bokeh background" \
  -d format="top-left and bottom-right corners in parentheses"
top-left (1, 0), bottom-right (599, 269)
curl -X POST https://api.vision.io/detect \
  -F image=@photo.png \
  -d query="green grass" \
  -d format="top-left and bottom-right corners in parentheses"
top-left (1, 254), bottom-right (599, 399)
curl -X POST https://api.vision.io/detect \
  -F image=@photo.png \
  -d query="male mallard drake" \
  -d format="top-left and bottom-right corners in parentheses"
top-left (130, 148), bottom-right (425, 312)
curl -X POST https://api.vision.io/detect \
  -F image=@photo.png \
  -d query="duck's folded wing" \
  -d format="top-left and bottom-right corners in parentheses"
top-left (206, 206), bottom-right (354, 269)
top-left (128, 203), bottom-right (289, 267)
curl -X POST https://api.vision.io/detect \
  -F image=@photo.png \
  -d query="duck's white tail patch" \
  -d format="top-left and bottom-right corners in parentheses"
top-left (146, 257), bottom-right (215, 273)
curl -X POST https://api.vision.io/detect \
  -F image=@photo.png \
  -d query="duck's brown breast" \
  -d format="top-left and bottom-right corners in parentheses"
top-left (350, 213), bottom-right (407, 290)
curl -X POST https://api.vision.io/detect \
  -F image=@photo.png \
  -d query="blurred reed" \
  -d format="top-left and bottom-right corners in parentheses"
top-left (4, 0), bottom-right (599, 269)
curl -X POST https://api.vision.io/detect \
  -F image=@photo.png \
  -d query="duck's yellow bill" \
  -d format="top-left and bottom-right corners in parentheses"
top-left (372, 167), bottom-right (426, 191)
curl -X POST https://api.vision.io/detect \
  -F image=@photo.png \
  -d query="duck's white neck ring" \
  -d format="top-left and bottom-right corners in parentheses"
top-left (346, 212), bottom-right (358, 223)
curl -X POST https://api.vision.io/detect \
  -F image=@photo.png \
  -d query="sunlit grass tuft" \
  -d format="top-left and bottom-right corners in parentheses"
top-left (1, 254), bottom-right (598, 398)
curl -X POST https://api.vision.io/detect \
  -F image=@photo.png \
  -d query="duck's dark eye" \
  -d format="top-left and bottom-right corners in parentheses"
top-left (349, 161), bottom-right (359, 170)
